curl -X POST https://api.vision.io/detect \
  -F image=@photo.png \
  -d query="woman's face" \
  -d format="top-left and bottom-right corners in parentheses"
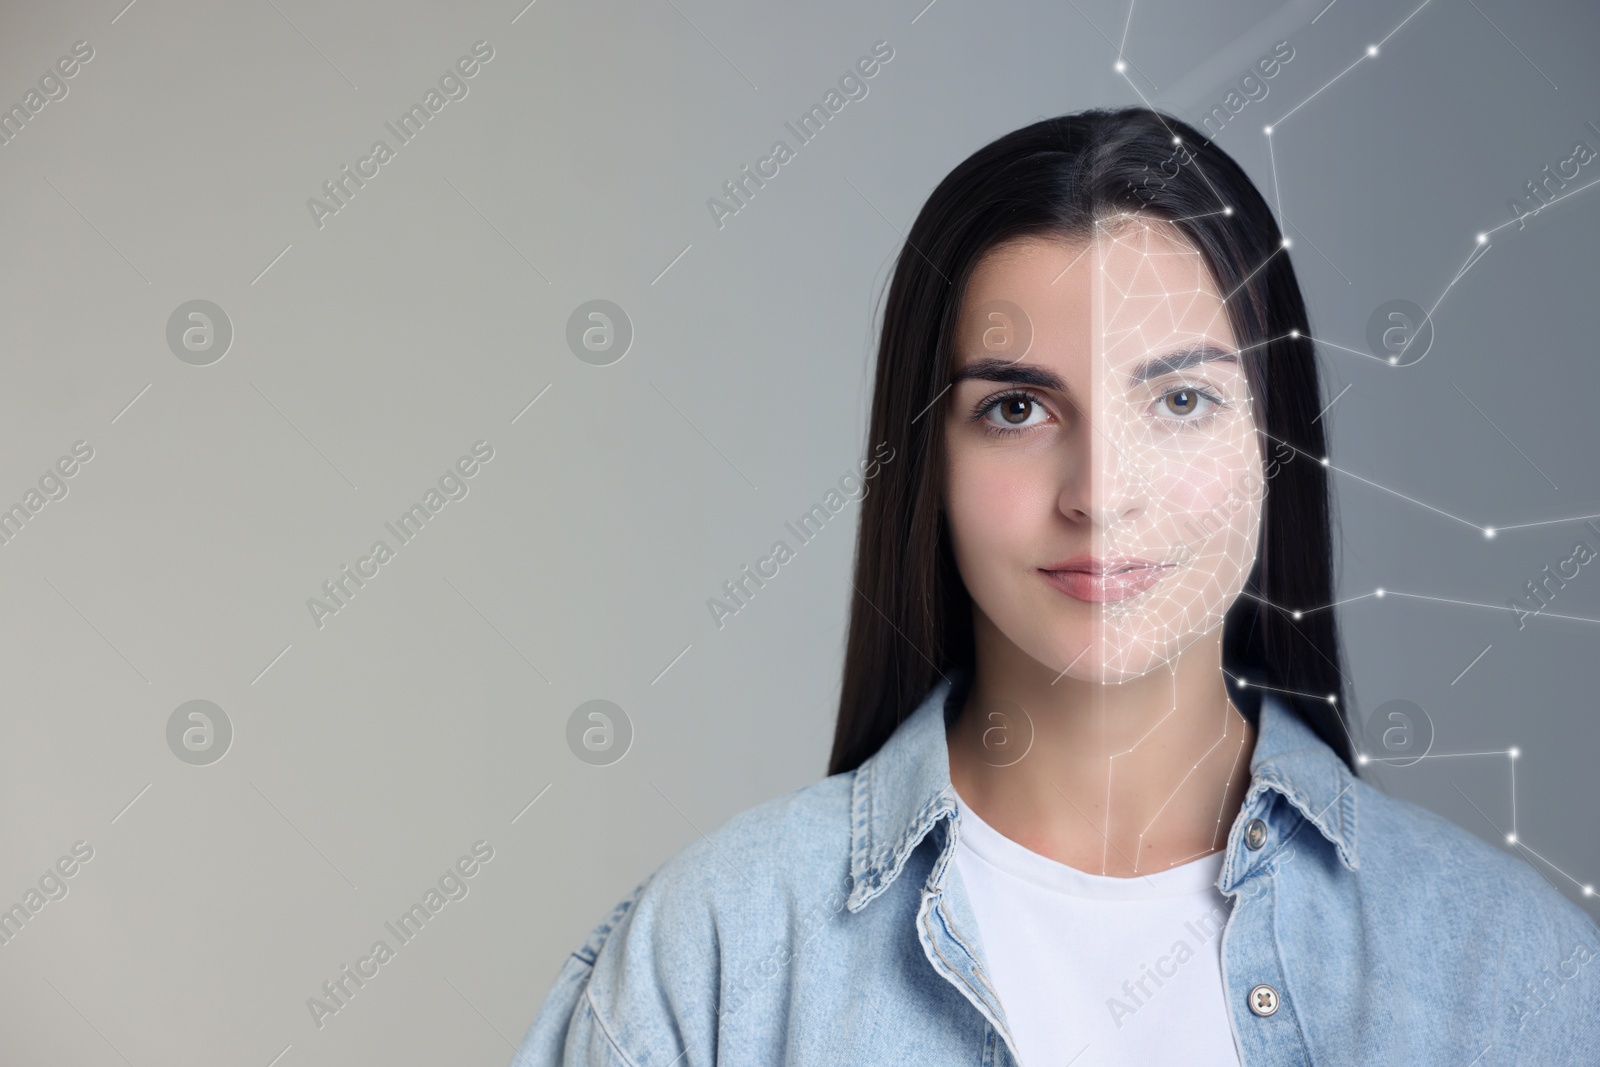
top-left (942, 219), bottom-right (1264, 683)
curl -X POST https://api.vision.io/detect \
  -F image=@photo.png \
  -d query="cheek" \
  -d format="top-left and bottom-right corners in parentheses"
top-left (1149, 443), bottom-right (1261, 529)
top-left (1164, 456), bottom-right (1233, 510)
top-left (944, 445), bottom-right (1052, 558)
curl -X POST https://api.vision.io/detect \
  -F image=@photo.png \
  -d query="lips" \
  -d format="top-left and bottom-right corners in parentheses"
top-left (1038, 556), bottom-right (1175, 603)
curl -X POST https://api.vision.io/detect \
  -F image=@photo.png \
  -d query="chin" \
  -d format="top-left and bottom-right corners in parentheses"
top-left (1030, 617), bottom-right (1216, 684)
top-left (1035, 629), bottom-right (1184, 684)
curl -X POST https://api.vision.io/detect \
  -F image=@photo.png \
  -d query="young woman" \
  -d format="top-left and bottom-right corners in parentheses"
top-left (512, 109), bottom-right (1599, 1066)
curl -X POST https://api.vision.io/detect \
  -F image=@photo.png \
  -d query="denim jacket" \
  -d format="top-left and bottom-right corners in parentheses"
top-left (513, 673), bottom-right (1600, 1065)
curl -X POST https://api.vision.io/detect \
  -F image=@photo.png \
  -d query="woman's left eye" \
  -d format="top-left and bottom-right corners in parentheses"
top-left (1153, 386), bottom-right (1222, 421)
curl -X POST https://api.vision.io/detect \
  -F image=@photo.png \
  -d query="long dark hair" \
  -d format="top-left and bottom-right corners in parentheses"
top-left (828, 107), bottom-right (1355, 775)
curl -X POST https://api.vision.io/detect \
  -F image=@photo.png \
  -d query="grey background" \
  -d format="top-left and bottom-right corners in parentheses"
top-left (1, 0), bottom-right (1596, 1063)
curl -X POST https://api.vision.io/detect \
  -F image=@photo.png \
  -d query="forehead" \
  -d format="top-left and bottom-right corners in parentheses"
top-left (957, 220), bottom-right (1238, 364)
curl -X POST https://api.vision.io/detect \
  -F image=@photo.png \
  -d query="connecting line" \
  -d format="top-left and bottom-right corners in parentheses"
top-left (1482, 172), bottom-right (1600, 241)
top-left (1240, 587), bottom-right (1381, 617)
top-left (1256, 584), bottom-right (1600, 629)
top-left (1395, 242), bottom-right (1491, 363)
top-left (1210, 729), bottom-right (1252, 850)
top-left (1435, 240), bottom-right (1493, 316)
top-left (1047, 241), bottom-right (1095, 286)
top-left (1311, 382), bottom-right (1352, 424)
top-left (1297, 332), bottom-right (1390, 365)
top-left (1368, 749), bottom-right (1512, 762)
top-left (1451, 381), bottom-right (1557, 489)
top-left (1449, 780), bottom-right (1596, 900)
top-left (1272, 0), bottom-right (1438, 131)
top-left (1489, 510), bottom-right (1600, 534)
top-left (1406, 170), bottom-right (1600, 351)
top-left (1266, 133), bottom-right (1283, 231)
top-left (1112, 69), bottom-right (1231, 207)
top-left (1064, 0), bottom-right (1160, 90)
top-left (1223, 244), bottom-right (1285, 303)
top-left (1219, 671), bottom-right (1360, 781)
top-left (1385, 751), bottom-right (1596, 902)
top-left (1117, 0), bottom-right (1137, 62)
top-left (1514, 840), bottom-right (1596, 898)
top-left (1463, 0), bottom-right (1558, 91)
top-left (1450, 644), bottom-right (1493, 685)
top-left (1256, 428), bottom-right (1483, 531)
top-left (1048, 780), bottom-right (1166, 889)
top-left (1221, 668), bottom-right (1338, 707)
top-left (1271, 49), bottom-right (1372, 130)
top-left (1279, 220), bottom-right (1353, 285)
top-left (1135, 725), bottom-right (1232, 870)
top-left (1050, 644), bottom-right (1094, 685)
top-left (1249, 431), bottom-right (1600, 541)
top-left (1257, 0), bottom-right (1438, 240)
top-left (1383, 590), bottom-right (1600, 629)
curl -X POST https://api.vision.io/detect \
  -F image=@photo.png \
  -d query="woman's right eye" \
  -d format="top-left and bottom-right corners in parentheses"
top-left (977, 391), bottom-right (1052, 435)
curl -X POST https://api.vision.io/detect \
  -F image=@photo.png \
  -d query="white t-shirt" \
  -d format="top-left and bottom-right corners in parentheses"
top-left (951, 793), bottom-right (1242, 1067)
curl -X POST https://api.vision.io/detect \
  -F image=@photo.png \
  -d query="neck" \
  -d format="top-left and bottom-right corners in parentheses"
top-left (946, 612), bottom-right (1256, 877)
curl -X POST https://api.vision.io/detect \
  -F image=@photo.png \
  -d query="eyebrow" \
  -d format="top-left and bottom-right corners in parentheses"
top-left (1127, 344), bottom-right (1238, 383)
top-left (950, 344), bottom-right (1238, 392)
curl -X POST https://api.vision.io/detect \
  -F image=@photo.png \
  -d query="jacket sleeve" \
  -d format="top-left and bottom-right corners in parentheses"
top-left (510, 879), bottom-right (654, 1067)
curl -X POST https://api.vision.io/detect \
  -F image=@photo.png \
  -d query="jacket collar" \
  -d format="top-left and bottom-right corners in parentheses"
top-left (845, 669), bottom-right (1359, 912)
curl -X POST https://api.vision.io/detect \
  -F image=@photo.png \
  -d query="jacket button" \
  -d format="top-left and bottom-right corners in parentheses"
top-left (1245, 819), bottom-right (1268, 850)
top-left (1248, 984), bottom-right (1280, 1016)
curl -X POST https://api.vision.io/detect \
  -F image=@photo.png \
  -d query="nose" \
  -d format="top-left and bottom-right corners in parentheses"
top-left (1058, 397), bottom-right (1148, 530)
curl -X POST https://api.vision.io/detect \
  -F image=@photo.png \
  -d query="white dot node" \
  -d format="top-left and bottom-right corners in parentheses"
top-left (1292, 611), bottom-right (1303, 619)
top-left (1281, 237), bottom-right (1292, 248)
top-left (1115, 60), bottom-right (1127, 72)
top-left (1289, 329), bottom-right (1300, 338)
top-left (1264, 125), bottom-right (1274, 136)
top-left (1509, 747), bottom-right (1520, 759)
top-left (1236, 678), bottom-right (1249, 688)
top-left (1320, 456), bottom-right (1329, 465)
top-left (1477, 234), bottom-right (1487, 244)
top-left (1357, 753), bottom-right (1369, 765)
top-left (1326, 694), bottom-right (1337, 703)
top-left (1172, 136), bottom-right (1182, 145)
top-left (1367, 45), bottom-right (1378, 56)
top-left (1506, 833), bottom-right (1517, 844)
top-left (1584, 885), bottom-right (1595, 897)
top-left (1375, 588), bottom-right (1386, 597)
top-left (1223, 206), bottom-right (1234, 215)
top-left (1389, 355), bottom-right (1399, 364)
top-left (1484, 527), bottom-right (1497, 539)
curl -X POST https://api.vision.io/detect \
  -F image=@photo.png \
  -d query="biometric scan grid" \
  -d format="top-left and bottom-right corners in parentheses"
top-left (1, 0), bottom-right (1597, 1064)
